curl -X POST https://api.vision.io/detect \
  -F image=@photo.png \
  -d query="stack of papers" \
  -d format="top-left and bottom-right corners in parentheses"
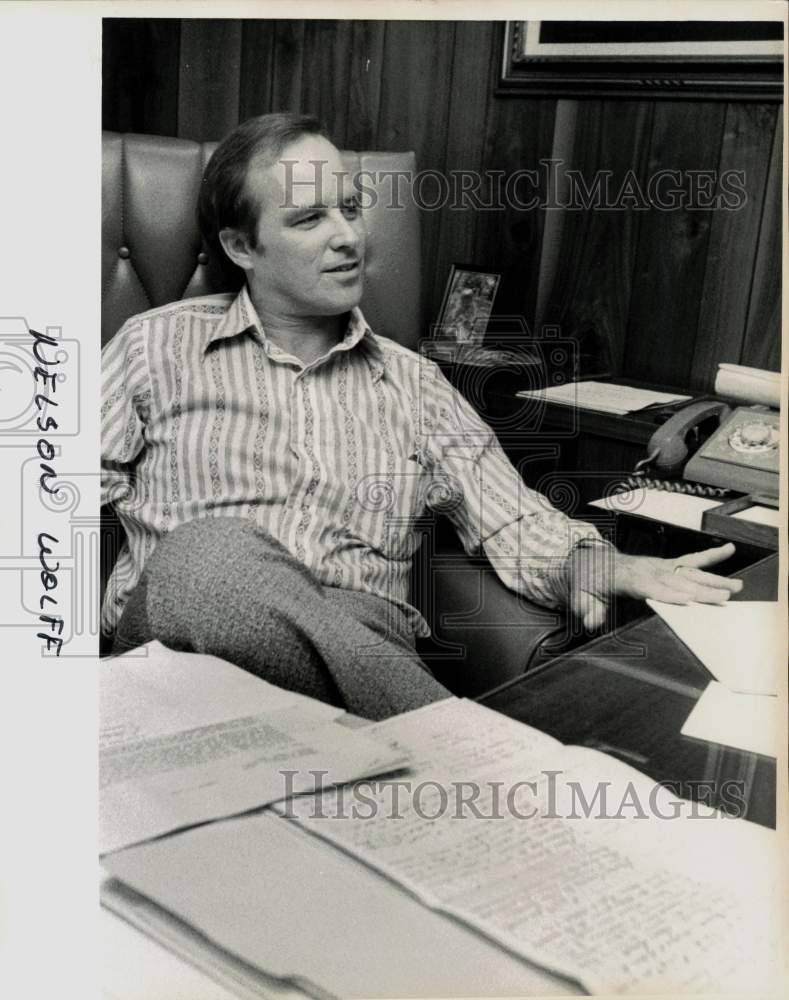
top-left (516, 381), bottom-right (690, 415)
top-left (714, 362), bottom-right (781, 409)
top-left (105, 698), bottom-right (782, 997)
top-left (103, 804), bottom-right (566, 999)
top-left (100, 642), bottom-right (409, 853)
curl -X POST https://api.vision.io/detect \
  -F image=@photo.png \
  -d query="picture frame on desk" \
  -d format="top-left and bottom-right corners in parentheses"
top-left (432, 264), bottom-right (501, 358)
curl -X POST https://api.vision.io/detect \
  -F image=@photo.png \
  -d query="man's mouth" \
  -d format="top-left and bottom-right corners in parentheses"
top-left (325, 261), bottom-right (360, 273)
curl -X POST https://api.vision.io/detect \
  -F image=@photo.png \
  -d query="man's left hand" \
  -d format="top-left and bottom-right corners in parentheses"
top-left (569, 541), bottom-right (743, 631)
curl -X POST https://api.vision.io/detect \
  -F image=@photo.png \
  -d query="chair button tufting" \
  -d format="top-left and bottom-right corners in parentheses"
top-left (197, 252), bottom-right (209, 265)
top-left (118, 246), bottom-right (130, 259)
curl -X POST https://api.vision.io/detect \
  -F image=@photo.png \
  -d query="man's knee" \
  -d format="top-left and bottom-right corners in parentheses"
top-left (141, 516), bottom-right (322, 626)
top-left (144, 516), bottom-right (303, 586)
top-left (146, 516), bottom-right (257, 577)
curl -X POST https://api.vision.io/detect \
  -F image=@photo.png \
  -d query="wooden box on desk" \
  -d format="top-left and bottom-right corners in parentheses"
top-left (701, 494), bottom-right (779, 550)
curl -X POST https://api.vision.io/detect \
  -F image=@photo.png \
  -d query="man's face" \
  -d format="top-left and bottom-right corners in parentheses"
top-left (241, 134), bottom-right (365, 318)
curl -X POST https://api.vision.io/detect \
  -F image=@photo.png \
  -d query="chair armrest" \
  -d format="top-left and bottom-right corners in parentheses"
top-left (414, 525), bottom-right (568, 698)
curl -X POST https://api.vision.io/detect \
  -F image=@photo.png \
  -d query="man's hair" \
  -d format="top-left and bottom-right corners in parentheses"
top-left (197, 112), bottom-right (328, 260)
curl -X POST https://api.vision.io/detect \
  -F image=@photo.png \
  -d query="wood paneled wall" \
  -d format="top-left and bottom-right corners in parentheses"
top-left (103, 18), bottom-right (782, 391)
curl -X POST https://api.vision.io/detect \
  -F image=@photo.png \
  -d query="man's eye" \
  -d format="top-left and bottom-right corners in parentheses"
top-left (341, 201), bottom-right (361, 219)
top-left (295, 212), bottom-right (321, 226)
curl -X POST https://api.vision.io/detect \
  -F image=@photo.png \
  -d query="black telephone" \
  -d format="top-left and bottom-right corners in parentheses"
top-left (623, 399), bottom-right (780, 498)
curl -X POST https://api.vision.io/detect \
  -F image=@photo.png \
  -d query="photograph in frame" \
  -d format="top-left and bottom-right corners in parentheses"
top-left (434, 264), bottom-right (502, 346)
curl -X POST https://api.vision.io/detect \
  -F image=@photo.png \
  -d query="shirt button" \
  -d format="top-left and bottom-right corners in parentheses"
top-left (118, 246), bottom-right (130, 259)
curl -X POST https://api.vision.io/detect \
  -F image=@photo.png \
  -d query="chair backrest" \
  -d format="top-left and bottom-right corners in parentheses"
top-left (101, 132), bottom-right (422, 347)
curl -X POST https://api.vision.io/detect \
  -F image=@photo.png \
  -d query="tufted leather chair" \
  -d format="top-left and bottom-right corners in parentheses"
top-left (101, 131), bottom-right (566, 694)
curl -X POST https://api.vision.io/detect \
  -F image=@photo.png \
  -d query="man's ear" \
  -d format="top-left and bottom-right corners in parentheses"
top-left (218, 228), bottom-right (259, 273)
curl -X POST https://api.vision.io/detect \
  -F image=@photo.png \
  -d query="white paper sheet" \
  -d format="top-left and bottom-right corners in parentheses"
top-left (590, 487), bottom-right (720, 530)
top-left (286, 699), bottom-right (779, 996)
top-left (100, 642), bottom-right (410, 854)
top-left (104, 809), bottom-right (571, 999)
top-left (681, 681), bottom-right (780, 758)
top-left (101, 640), bottom-right (342, 748)
top-left (101, 897), bottom-right (274, 1000)
top-left (731, 504), bottom-right (781, 527)
top-left (647, 600), bottom-right (783, 695)
top-left (516, 381), bottom-right (690, 415)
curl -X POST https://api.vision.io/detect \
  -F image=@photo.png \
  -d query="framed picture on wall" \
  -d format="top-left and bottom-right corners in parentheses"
top-left (499, 20), bottom-right (784, 100)
top-left (434, 265), bottom-right (501, 348)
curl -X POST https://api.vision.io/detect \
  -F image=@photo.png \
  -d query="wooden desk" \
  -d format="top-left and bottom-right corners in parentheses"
top-left (479, 554), bottom-right (779, 828)
top-left (480, 383), bottom-right (728, 512)
top-left (480, 382), bottom-right (691, 511)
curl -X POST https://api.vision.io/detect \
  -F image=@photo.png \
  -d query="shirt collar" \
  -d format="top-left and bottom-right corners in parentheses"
top-left (205, 285), bottom-right (260, 349)
top-left (206, 285), bottom-right (385, 380)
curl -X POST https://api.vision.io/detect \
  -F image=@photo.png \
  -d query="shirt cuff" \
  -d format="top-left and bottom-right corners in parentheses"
top-left (556, 532), bottom-right (617, 606)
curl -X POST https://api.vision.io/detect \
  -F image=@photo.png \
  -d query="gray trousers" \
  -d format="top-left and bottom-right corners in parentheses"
top-left (112, 517), bottom-right (450, 720)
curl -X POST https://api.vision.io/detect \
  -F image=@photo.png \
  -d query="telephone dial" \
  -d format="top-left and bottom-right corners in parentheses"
top-left (623, 399), bottom-right (780, 498)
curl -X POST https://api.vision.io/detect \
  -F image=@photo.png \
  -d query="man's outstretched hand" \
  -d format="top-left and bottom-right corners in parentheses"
top-left (568, 541), bottom-right (743, 632)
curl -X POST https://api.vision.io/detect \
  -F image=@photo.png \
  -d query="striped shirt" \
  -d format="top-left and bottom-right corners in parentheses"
top-left (101, 286), bottom-right (600, 636)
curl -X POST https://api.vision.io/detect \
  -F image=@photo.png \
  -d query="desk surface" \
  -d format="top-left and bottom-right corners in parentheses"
top-left (480, 554), bottom-right (779, 828)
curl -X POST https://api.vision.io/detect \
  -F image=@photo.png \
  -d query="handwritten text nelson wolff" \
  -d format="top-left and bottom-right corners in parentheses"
top-left (31, 327), bottom-right (66, 655)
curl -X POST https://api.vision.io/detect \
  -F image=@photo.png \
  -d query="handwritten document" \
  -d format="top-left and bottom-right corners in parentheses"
top-left (287, 699), bottom-right (780, 995)
top-left (100, 642), bottom-right (409, 854)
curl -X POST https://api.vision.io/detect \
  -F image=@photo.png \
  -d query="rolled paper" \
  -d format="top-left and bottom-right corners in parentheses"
top-left (714, 363), bottom-right (780, 409)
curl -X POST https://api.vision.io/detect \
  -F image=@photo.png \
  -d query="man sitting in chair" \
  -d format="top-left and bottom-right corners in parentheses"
top-left (101, 113), bottom-right (741, 720)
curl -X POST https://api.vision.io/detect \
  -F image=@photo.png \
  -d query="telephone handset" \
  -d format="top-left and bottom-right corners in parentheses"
top-left (627, 399), bottom-right (779, 498)
top-left (644, 400), bottom-right (731, 477)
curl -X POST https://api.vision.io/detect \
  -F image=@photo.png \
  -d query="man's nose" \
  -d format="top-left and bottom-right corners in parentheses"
top-left (328, 210), bottom-right (361, 250)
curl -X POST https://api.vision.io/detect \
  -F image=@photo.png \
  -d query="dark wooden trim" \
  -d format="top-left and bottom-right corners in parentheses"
top-left (499, 21), bottom-right (784, 102)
